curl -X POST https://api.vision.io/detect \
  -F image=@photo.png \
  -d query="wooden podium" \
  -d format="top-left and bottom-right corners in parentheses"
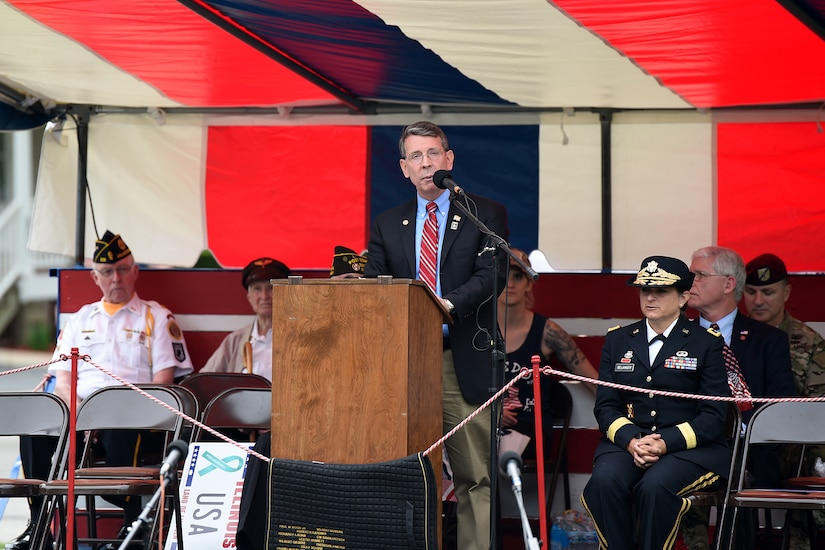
top-left (269, 277), bottom-right (446, 465)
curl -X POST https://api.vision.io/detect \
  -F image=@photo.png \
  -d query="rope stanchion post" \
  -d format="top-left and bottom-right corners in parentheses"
top-left (67, 347), bottom-right (79, 550)
top-left (531, 354), bottom-right (548, 546)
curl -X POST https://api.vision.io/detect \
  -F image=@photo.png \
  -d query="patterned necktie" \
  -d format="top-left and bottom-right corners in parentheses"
top-left (419, 201), bottom-right (439, 293)
top-left (711, 322), bottom-right (753, 411)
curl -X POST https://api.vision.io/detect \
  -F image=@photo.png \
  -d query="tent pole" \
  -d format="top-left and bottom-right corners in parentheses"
top-left (73, 108), bottom-right (90, 265)
top-left (599, 109), bottom-right (614, 272)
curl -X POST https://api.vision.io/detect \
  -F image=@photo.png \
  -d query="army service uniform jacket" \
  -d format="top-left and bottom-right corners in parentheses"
top-left (593, 316), bottom-right (731, 477)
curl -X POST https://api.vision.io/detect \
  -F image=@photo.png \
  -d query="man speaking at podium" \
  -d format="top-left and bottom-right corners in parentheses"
top-left (365, 121), bottom-right (509, 549)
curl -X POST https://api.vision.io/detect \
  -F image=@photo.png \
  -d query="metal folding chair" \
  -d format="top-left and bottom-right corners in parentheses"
top-left (192, 387), bottom-right (272, 442)
top-left (38, 385), bottom-right (187, 550)
top-left (721, 401), bottom-right (825, 550)
top-left (179, 372), bottom-right (270, 420)
top-left (0, 392), bottom-right (70, 550)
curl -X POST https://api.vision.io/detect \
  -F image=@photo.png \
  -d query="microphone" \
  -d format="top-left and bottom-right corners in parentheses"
top-left (432, 170), bottom-right (465, 195)
top-left (159, 439), bottom-right (189, 477)
top-left (500, 450), bottom-right (524, 493)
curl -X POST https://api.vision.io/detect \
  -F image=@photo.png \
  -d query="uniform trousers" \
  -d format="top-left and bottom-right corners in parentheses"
top-left (442, 350), bottom-right (492, 550)
top-left (582, 451), bottom-right (716, 550)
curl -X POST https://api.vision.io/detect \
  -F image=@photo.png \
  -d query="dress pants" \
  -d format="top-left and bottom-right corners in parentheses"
top-left (442, 350), bottom-right (492, 550)
top-left (582, 451), bottom-right (713, 550)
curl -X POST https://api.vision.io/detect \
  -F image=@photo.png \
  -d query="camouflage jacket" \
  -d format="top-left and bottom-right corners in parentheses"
top-left (778, 312), bottom-right (825, 397)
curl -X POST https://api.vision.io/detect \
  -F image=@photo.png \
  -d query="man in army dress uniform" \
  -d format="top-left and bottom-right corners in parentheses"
top-left (744, 253), bottom-right (825, 550)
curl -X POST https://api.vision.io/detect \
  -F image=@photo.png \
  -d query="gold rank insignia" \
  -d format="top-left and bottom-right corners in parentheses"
top-left (707, 327), bottom-right (722, 338)
top-left (608, 325), bottom-right (621, 333)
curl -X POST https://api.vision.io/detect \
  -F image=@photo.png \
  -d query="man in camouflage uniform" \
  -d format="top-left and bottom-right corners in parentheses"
top-left (744, 253), bottom-right (825, 550)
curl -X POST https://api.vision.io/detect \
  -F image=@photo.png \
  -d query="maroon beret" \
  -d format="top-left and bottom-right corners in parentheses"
top-left (745, 253), bottom-right (788, 286)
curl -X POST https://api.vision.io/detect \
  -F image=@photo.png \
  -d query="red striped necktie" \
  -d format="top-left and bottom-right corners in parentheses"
top-left (711, 322), bottom-right (753, 411)
top-left (419, 201), bottom-right (439, 293)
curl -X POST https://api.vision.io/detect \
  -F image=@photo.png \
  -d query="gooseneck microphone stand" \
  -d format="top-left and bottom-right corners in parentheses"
top-left (445, 187), bottom-right (539, 549)
top-left (501, 452), bottom-right (542, 550)
top-left (118, 467), bottom-right (178, 550)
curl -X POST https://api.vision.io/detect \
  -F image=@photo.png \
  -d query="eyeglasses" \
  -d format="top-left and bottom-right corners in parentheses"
top-left (692, 270), bottom-right (728, 281)
top-left (405, 148), bottom-right (444, 164)
top-left (94, 264), bottom-right (135, 278)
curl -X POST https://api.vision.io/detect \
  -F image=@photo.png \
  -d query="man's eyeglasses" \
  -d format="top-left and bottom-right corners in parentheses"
top-left (692, 270), bottom-right (728, 281)
top-left (94, 264), bottom-right (135, 278)
top-left (405, 148), bottom-right (444, 164)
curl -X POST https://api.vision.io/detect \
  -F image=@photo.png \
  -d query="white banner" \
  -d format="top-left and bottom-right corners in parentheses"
top-left (165, 442), bottom-right (254, 550)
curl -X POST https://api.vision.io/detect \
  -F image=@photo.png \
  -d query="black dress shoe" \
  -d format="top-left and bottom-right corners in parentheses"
top-left (7, 521), bottom-right (55, 550)
top-left (6, 522), bottom-right (33, 549)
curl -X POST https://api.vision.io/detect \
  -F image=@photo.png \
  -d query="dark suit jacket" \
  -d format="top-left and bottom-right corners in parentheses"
top-left (365, 192), bottom-right (509, 403)
top-left (593, 316), bottom-right (731, 476)
top-left (727, 311), bottom-right (796, 485)
top-left (729, 311), bottom-right (796, 401)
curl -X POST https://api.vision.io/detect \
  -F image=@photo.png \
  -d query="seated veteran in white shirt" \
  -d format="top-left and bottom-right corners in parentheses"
top-left (201, 257), bottom-right (291, 380)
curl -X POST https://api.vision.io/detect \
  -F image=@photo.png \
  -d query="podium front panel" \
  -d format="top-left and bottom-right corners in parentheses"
top-left (270, 279), bottom-right (443, 465)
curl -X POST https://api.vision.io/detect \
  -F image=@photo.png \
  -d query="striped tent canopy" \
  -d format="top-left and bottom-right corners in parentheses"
top-left (2, 0), bottom-right (824, 271)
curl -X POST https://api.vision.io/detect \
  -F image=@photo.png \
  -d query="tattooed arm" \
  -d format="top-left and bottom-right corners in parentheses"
top-left (540, 318), bottom-right (599, 395)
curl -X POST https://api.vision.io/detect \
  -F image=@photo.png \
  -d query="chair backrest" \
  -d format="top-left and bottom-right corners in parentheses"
top-left (194, 387), bottom-right (272, 440)
top-left (745, 401), bottom-right (825, 446)
top-left (75, 385), bottom-right (185, 434)
top-left (0, 392), bottom-right (71, 480)
top-left (0, 391), bottom-right (70, 438)
top-left (136, 383), bottom-right (199, 424)
top-left (168, 384), bottom-right (199, 423)
top-left (179, 372), bottom-right (271, 415)
top-left (735, 401), bottom-right (825, 492)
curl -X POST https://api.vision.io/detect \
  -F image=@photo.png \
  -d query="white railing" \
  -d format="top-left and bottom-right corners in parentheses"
top-left (0, 198), bottom-right (25, 299)
top-left (0, 197), bottom-right (69, 302)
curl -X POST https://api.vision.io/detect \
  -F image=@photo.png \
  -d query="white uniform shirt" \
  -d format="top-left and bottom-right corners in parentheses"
top-left (49, 292), bottom-right (194, 400)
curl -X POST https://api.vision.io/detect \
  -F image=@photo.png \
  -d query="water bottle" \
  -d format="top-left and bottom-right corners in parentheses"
top-left (550, 522), bottom-right (569, 550)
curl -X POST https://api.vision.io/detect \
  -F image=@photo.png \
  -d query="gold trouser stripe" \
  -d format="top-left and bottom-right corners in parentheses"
top-left (676, 421), bottom-right (697, 448)
top-left (145, 307), bottom-right (155, 371)
top-left (664, 496), bottom-right (692, 550)
top-left (580, 494), bottom-right (608, 549)
top-left (606, 417), bottom-right (633, 442)
top-left (123, 432), bottom-right (143, 504)
top-left (677, 471), bottom-right (721, 496)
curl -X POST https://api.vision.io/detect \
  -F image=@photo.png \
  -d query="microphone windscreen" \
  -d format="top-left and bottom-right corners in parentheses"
top-left (499, 450), bottom-right (523, 474)
top-left (168, 439), bottom-right (189, 456)
top-left (432, 170), bottom-right (451, 189)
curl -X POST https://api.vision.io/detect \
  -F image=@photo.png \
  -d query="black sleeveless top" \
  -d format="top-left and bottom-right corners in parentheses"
top-left (502, 313), bottom-right (558, 441)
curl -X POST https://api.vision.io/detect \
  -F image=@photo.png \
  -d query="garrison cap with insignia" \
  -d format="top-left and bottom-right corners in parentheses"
top-left (745, 253), bottom-right (788, 286)
top-left (628, 255), bottom-right (694, 291)
top-left (93, 230), bottom-right (132, 264)
top-left (330, 246), bottom-right (368, 278)
top-left (241, 257), bottom-right (291, 289)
